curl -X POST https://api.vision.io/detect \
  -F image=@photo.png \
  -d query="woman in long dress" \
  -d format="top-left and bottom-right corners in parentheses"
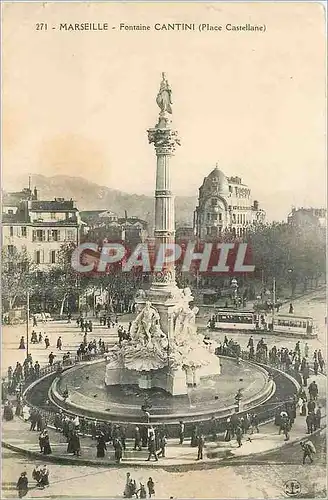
top-left (3, 401), bottom-right (14, 421)
top-left (42, 431), bottom-right (52, 455)
top-left (96, 434), bottom-right (107, 458)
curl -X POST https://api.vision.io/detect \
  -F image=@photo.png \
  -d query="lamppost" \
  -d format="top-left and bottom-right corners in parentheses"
top-left (231, 278), bottom-right (238, 306)
top-left (26, 291), bottom-right (30, 359)
top-left (288, 268), bottom-right (294, 297)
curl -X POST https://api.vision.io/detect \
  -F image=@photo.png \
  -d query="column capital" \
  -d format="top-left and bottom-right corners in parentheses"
top-left (148, 127), bottom-right (181, 155)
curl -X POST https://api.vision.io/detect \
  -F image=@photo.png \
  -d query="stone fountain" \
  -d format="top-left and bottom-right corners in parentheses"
top-left (105, 73), bottom-right (221, 395)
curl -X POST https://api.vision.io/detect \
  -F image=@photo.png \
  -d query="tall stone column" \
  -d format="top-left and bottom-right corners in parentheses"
top-left (144, 73), bottom-right (183, 339)
top-left (148, 116), bottom-right (180, 286)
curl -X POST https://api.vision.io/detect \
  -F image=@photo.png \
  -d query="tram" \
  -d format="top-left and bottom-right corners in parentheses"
top-left (272, 314), bottom-right (317, 338)
top-left (209, 311), bottom-right (258, 331)
top-left (209, 310), bottom-right (317, 338)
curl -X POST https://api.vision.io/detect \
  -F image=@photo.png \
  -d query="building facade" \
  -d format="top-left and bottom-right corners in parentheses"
top-left (2, 186), bottom-right (82, 270)
top-left (193, 165), bottom-right (265, 239)
top-left (80, 210), bottom-right (149, 246)
top-left (287, 207), bottom-right (326, 229)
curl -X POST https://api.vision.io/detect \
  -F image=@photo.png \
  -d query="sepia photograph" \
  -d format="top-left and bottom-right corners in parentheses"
top-left (1, 2), bottom-right (326, 498)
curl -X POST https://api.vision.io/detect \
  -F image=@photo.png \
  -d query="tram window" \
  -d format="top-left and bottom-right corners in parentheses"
top-left (302, 322), bottom-right (306, 328)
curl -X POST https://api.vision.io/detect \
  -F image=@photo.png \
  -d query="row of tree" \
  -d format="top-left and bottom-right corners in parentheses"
top-left (2, 221), bottom-right (326, 319)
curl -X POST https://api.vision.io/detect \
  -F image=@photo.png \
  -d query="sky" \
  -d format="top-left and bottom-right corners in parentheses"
top-left (2, 2), bottom-right (326, 220)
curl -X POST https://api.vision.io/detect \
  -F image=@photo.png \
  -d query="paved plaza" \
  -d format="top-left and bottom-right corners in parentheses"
top-left (1, 290), bottom-right (327, 498)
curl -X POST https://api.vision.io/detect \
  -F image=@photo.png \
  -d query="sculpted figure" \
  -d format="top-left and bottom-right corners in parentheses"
top-left (132, 301), bottom-right (160, 344)
top-left (156, 72), bottom-right (173, 114)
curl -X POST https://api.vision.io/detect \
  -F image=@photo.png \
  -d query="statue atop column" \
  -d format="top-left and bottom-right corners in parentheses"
top-left (156, 72), bottom-right (173, 114)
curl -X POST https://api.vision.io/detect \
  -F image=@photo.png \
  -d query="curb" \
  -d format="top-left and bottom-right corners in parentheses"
top-left (2, 421), bottom-right (326, 471)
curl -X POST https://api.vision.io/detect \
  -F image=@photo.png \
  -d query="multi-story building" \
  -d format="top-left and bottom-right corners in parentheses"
top-left (193, 165), bottom-right (265, 239)
top-left (287, 207), bottom-right (326, 229)
top-left (2, 186), bottom-right (82, 270)
top-left (80, 210), bottom-right (149, 246)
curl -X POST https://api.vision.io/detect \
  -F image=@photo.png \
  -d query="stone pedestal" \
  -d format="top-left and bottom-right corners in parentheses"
top-left (138, 373), bottom-right (152, 390)
top-left (166, 367), bottom-right (188, 396)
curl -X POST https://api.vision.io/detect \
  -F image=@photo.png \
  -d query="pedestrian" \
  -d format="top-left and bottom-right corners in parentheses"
top-left (250, 413), bottom-right (259, 433)
top-left (133, 425), bottom-right (142, 451)
top-left (56, 337), bottom-right (62, 350)
top-left (18, 337), bottom-right (25, 350)
top-left (42, 430), bottom-right (52, 455)
top-left (289, 303), bottom-right (294, 314)
top-left (137, 483), bottom-right (147, 499)
top-left (158, 434), bottom-right (167, 457)
top-left (96, 433), bottom-right (107, 458)
top-left (302, 363), bottom-right (310, 387)
top-left (147, 477), bottom-right (155, 498)
top-left (32, 465), bottom-right (41, 484)
top-left (113, 438), bottom-right (123, 464)
top-left (33, 315), bottom-right (37, 327)
top-left (67, 431), bottom-right (81, 456)
top-left (309, 381), bottom-right (318, 401)
top-left (16, 472), bottom-right (28, 498)
top-left (304, 343), bottom-right (309, 358)
top-left (300, 440), bottom-right (316, 464)
top-left (39, 430), bottom-right (45, 452)
top-left (315, 407), bottom-right (321, 430)
top-left (317, 350), bottom-right (325, 373)
top-left (307, 399), bottom-right (316, 414)
top-left (178, 420), bottom-right (185, 445)
top-left (147, 428), bottom-right (158, 461)
top-left (197, 434), bottom-right (205, 459)
top-left (235, 425), bottom-right (243, 447)
top-left (38, 465), bottom-right (49, 488)
top-left (48, 352), bottom-right (55, 366)
top-left (313, 359), bottom-right (319, 375)
top-left (44, 336), bottom-right (50, 349)
top-left (3, 400), bottom-right (14, 421)
top-left (306, 412), bottom-right (315, 434)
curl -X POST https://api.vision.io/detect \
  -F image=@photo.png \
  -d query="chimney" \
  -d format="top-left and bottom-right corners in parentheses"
top-left (125, 210), bottom-right (128, 220)
top-left (33, 187), bottom-right (38, 200)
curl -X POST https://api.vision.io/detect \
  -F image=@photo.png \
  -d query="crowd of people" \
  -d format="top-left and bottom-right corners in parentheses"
top-left (2, 304), bottom-right (325, 489)
top-left (123, 472), bottom-right (155, 498)
top-left (16, 465), bottom-right (50, 498)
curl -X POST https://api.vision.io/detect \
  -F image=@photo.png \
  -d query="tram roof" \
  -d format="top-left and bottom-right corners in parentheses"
top-left (216, 309), bottom-right (254, 315)
top-left (275, 314), bottom-right (313, 320)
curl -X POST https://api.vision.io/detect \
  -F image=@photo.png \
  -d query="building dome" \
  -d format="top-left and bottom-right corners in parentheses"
top-left (203, 165), bottom-right (229, 195)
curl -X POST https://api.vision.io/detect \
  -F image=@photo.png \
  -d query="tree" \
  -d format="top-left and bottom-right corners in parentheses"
top-left (247, 221), bottom-right (326, 295)
top-left (1, 246), bottom-right (36, 311)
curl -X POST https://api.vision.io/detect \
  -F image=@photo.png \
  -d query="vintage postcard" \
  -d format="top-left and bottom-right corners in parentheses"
top-left (1, 2), bottom-right (326, 499)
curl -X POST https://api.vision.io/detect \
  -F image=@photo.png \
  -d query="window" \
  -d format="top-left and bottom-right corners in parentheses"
top-left (8, 245), bottom-right (14, 255)
top-left (66, 229), bottom-right (75, 241)
top-left (36, 251), bottom-right (41, 264)
top-left (8, 209), bottom-right (13, 215)
top-left (218, 213), bottom-right (222, 221)
top-left (211, 198), bottom-right (218, 206)
top-left (50, 212), bottom-right (56, 219)
top-left (21, 227), bottom-right (27, 237)
top-left (50, 250), bottom-right (56, 264)
top-left (48, 229), bottom-right (60, 241)
top-left (207, 213), bottom-right (211, 221)
top-left (212, 213), bottom-right (218, 221)
top-left (9, 226), bottom-right (13, 237)
top-left (33, 230), bottom-right (45, 242)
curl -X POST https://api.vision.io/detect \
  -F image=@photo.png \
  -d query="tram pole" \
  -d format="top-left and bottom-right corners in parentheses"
top-left (272, 277), bottom-right (276, 329)
top-left (26, 291), bottom-right (30, 359)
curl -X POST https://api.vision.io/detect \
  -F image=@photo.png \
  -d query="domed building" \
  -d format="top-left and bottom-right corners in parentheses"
top-left (193, 164), bottom-right (265, 239)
